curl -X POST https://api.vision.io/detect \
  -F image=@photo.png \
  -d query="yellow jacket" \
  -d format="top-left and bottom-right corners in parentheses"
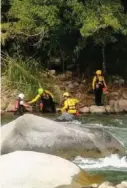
top-left (92, 75), bottom-right (107, 90)
top-left (29, 90), bottom-right (54, 104)
top-left (61, 98), bottom-right (79, 114)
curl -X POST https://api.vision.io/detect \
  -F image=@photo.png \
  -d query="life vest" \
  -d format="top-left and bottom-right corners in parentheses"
top-left (15, 98), bottom-right (22, 109)
top-left (14, 98), bottom-right (25, 115)
top-left (40, 90), bottom-right (53, 100)
top-left (66, 98), bottom-right (78, 114)
top-left (94, 76), bottom-right (105, 89)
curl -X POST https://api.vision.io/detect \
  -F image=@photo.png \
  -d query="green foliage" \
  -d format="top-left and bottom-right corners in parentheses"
top-left (2, 54), bottom-right (57, 100)
top-left (1, 0), bottom-right (127, 78)
top-left (8, 0), bottom-right (61, 35)
top-left (1, 23), bottom-right (11, 46)
top-left (80, 0), bottom-right (125, 44)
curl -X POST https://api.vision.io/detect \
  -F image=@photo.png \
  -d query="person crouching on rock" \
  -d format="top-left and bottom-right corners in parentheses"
top-left (28, 88), bottom-right (56, 113)
top-left (92, 70), bottom-right (107, 106)
top-left (14, 93), bottom-right (31, 115)
top-left (60, 92), bottom-right (79, 116)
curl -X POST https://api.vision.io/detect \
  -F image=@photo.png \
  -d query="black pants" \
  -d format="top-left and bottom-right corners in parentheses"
top-left (41, 97), bottom-right (56, 113)
top-left (94, 87), bottom-right (103, 106)
top-left (14, 105), bottom-right (26, 115)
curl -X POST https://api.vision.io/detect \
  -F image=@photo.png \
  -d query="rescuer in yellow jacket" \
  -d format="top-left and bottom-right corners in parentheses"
top-left (92, 70), bottom-right (107, 106)
top-left (61, 92), bottom-right (79, 115)
top-left (28, 88), bottom-right (56, 113)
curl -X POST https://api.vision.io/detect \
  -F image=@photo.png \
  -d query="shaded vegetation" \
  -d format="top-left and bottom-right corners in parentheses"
top-left (1, 0), bottom-right (127, 94)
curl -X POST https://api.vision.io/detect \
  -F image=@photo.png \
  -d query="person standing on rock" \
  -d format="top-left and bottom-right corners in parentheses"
top-left (28, 88), bottom-right (56, 113)
top-left (92, 70), bottom-right (107, 106)
top-left (60, 92), bottom-right (79, 115)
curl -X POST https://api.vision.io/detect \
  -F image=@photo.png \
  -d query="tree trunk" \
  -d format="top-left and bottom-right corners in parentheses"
top-left (102, 44), bottom-right (106, 75)
top-left (60, 49), bottom-right (65, 73)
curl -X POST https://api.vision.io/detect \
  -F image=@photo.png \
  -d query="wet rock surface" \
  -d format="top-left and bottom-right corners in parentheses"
top-left (1, 114), bottom-right (125, 157)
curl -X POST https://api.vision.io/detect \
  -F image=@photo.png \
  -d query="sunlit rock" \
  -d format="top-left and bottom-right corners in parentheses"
top-left (90, 105), bottom-right (106, 113)
top-left (1, 114), bottom-right (125, 158)
top-left (0, 151), bottom-right (102, 188)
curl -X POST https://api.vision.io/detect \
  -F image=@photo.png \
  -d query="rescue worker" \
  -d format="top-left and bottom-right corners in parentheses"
top-left (92, 70), bottom-right (107, 106)
top-left (60, 92), bottom-right (79, 115)
top-left (28, 88), bottom-right (56, 113)
top-left (14, 93), bottom-right (29, 115)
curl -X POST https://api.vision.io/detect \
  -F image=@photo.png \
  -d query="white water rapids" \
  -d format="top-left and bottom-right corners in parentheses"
top-left (73, 154), bottom-right (127, 171)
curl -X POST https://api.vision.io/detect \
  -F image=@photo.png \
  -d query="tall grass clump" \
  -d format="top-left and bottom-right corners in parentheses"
top-left (1, 54), bottom-right (56, 100)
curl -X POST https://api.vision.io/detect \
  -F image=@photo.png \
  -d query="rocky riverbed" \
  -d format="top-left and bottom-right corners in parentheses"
top-left (1, 90), bottom-right (127, 114)
top-left (1, 72), bottom-right (127, 115)
top-left (90, 181), bottom-right (127, 188)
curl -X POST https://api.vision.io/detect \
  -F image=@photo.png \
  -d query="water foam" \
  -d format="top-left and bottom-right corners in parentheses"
top-left (73, 154), bottom-right (127, 171)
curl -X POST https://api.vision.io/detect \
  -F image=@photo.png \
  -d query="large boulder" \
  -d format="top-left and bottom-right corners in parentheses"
top-left (122, 91), bottom-right (127, 100)
top-left (55, 112), bottom-right (76, 121)
top-left (109, 99), bottom-right (127, 113)
top-left (6, 99), bottom-right (16, 112)
top-left (1, 97), bottom-right (9, 111)
top-left (0, 151), bottom-right (102, 188)
top-left (109, 100), bottom-right (120, 113)
top-left (118, 99), bottom-right (127, 112)
top-left (1, 114), bottom-right (125, 158)
top-left (90, 105), bottom-right (106, 113)
top-left (79, 106), bottom-right (90, 113)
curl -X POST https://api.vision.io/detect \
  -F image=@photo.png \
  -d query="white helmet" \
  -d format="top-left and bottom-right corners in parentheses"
top-left (18, 93), bottom-right (24, 99)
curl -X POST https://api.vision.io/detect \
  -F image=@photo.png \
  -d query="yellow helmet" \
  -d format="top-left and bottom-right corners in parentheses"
top-left (63, 92), bottom-right (70, 97)
top-left (96, 70), bottom-right (102, 75)
top-left (38, 88), bottom-right (44, 95)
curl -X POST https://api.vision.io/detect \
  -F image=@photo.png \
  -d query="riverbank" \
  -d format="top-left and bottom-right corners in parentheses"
top-left (1, 71), bottom-right (127, 114)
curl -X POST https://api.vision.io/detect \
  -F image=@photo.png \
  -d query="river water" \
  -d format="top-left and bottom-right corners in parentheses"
top-left (1, 113), bottom-right (127, 183)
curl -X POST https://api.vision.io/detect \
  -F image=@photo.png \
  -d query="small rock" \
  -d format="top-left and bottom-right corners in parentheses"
top-left (98, 182), bottom-right (112, 188)
top-left (55, 112), bottom-right (76, 122)
top-left (113, 80), bottom-right (120, 85)
top-left (79, 106), bottom-right (90, 113)
top-left (110, 92), bottom-right (119, 96)
top-left (122, 92), bottom-right (127, 100)
top-left (1, 97), bottom-right (9, 110)
top-left (116, 184), bottom-right (124, 188)
top-left (82, 79), bottom-right (86, 84)
top-left (68, 83), bottom-right (74, 89)
top-left (118, 99), bottom-right (127, 112)
top-left (90, 105), bottom-right (106, 113)
top-left (65, 81), bottom-right (72, 86)
top-left (105, 105), bottom-right (111, 113)
top-left (0, 109), bottom-right (5, 115)
top-left (73, 82), bottom-right (79, 87)
top-left (57, 74), bottom-right (66, 80)
top-left (121, 181), bottom-right (127, 188)
top-left (119, 79), bottom-right (125, 85)
top-left (109, 100), bottom-right (116, 106)
top-left (6, 99), bottom-right (16, 112)
top-left (65, 71), bottom-right (72, 78)
top-left (109, 100), bottom-right (121, 113)
top-left (79, 83), bottom-right (85, 89)
top-left (91, 183), bottom-right (98, 188)
top-left (49, 69), bottom-right (56, 75)
top-left (107, 186), bottom-right (115, 188)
